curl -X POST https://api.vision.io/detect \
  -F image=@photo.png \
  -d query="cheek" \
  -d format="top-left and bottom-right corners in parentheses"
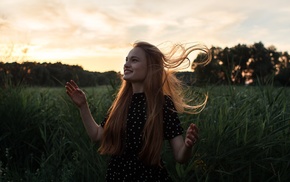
top-left (140, 67), bottom-right (147, 79)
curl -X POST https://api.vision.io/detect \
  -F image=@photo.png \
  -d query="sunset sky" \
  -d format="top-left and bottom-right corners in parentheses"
top-left (0, 0), bottom-right (289, 72)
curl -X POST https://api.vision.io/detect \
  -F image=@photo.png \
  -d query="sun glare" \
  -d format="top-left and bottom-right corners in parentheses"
top-left (0, 40), bottom-right (131, 72)
top-left (27, 49), bottom-right (76, 61)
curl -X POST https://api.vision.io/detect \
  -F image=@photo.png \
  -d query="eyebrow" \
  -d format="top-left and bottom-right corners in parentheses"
top-left (126, 56), bottom-right (140, 60)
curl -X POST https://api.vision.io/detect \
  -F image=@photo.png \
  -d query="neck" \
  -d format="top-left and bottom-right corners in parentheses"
top-left (131, 83), bottom-right (144, 93)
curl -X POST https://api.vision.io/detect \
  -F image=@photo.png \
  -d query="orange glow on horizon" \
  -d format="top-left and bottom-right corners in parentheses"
top-left (0, 43), bottom-right (129, 72)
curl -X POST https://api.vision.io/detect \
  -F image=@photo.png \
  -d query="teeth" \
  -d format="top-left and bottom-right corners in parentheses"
top-left (124, 70), bottom-right (132, 73)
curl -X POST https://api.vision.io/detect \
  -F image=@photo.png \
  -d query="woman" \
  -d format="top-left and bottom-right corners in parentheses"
top-left (65, 41), bottom-right (211, 181)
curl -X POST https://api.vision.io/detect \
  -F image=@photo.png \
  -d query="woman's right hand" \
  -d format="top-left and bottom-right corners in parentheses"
top-left (65, 80), bottom-right (87, 108)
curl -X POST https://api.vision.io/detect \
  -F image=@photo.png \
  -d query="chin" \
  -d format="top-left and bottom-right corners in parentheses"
top-left (123, 76), bottom-right (132, 82)
top-left (123, 75), bottom-right (129, 80)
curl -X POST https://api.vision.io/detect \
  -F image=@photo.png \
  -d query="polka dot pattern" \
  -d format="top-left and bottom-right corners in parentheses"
top-left (101, 93), bottom-right (183, 181)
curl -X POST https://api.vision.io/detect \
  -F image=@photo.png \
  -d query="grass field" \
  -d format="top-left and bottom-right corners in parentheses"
top-left (0, 84), bottom-right (289, 182)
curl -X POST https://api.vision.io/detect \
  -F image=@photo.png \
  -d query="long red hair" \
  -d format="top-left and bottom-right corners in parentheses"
top-left (98, 41), bottom-right (211, 165)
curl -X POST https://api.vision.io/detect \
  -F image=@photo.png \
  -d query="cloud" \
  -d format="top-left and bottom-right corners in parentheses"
top-left (1, 0), bottom-right (290, 72)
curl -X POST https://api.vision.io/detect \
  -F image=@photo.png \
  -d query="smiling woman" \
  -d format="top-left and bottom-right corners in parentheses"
top-left (65, 41), bottom-right (211, 181)
top-left (123, 47), bottom-right (148, 92)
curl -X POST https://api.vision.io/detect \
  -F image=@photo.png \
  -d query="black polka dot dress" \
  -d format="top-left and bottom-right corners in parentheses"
top-left (101, 93), bottom-right (184, 181)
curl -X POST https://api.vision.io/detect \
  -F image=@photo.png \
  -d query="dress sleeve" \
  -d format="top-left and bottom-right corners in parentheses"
top-left (163, 96), bottom-right (184, 140)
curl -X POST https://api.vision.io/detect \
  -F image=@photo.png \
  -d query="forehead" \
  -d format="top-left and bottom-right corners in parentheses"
top-left (127, 47), bottom-right (146, 58)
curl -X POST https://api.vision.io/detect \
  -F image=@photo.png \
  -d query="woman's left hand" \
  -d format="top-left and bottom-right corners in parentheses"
top-left (185, 123), bottom-right (199, 148)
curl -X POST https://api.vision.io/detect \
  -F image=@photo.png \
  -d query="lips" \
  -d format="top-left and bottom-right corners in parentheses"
top-left (124, 69), bottom-right (132, 74)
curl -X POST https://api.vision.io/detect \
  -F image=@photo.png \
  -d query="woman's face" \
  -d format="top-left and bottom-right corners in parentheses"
top-left (123, 47), bottom-right (148, 84)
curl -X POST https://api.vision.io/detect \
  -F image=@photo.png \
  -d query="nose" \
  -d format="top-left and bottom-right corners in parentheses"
top-left (124, 61), bottom-right (130, 68)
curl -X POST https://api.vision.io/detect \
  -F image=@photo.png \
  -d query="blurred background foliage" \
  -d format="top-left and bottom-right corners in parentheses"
top-left (1, 42), bottom-right (290, 88)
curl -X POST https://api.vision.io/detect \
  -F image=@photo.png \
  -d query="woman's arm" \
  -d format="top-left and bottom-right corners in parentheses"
top-left (65, 80), bottom-right (103, 142)
top-left (169, 123), bottom-right (198, 164)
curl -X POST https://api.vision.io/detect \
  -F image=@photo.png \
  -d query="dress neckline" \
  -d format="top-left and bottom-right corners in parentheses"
top-left (131, 92), bottom-right (145, 100)
top-left (132, 92), bottom-right (145, 95)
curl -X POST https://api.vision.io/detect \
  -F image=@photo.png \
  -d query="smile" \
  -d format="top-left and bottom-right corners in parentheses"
top-left (124, 70), bottom-right (132, 74)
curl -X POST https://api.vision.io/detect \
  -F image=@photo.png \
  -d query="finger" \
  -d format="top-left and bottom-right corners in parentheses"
top-left (186, 134), bottom-right (195, 143)
top-left (65, 84), bottom-right (74, 94)
top-left (66, 83), bottom-right (80, 96)
top-left (186, 140), bottom-right (193, 147)
top-left (68, 80), bottom-right (80, 90)
top-left (65, 87), bottom-right (74, 97)
top-left (190, 134), bottom-right (197, 144)
top-left (66, 90), bottom-right (72, 97)
top-left (193, 133), bottom-right (198, 140)
top-left (190, 124), bottom-right (199, 134)
top-left (187, 125), bottom-right (196, 135)
top-left (190, 129), bottom-right (199, 140)
top-left (185, 135), bottom-right (197, 147)
top-left (70, 80), bottom-right (79, 89)
top-left (65, 82), bottom-right (75, 90)
top-left (187, 127), bottom-right (198, 142)
top-left (186, 128), bottom-right (194, 139)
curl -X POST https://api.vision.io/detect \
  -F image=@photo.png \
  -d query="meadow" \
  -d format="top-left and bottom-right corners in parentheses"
top-left (0, 84), bottom-right (289, 182)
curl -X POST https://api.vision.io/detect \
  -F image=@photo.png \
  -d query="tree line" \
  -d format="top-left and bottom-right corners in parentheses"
top-left (194, 42), bottom-right (290, 86)
top-left (0, 41), bottom-right (289, 88)
top-left (0, 62), bottom-right (120, 88)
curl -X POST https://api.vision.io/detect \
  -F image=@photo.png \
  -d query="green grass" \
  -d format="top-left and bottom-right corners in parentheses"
top-left (0, 85), bottom-right (289, 181)
top-left (182, 85), bottom-right (290, 181)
